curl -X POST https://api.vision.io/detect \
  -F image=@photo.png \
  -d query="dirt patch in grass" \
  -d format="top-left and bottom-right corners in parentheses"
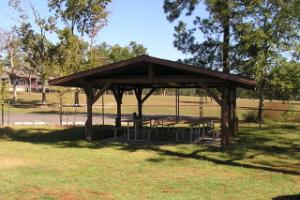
top-left (162, 188), bottom-right (182, 193)
top-left (85, 190), bottom-right (114, 200)
top-left (25, 187), bottom-right (84, 200)
top-left (0, 156), bottom-right (25, 169)
top-left (23, 187), bottom-right (114, 200)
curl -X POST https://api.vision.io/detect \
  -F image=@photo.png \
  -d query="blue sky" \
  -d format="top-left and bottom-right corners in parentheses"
top-left (0, 0), bottom-right (207, 61)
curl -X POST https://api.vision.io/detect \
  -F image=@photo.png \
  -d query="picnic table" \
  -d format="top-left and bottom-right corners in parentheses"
top-left (114, 115), bottom-right (220, 143)
top-left (181, 117), bottom-right (220, 143)
top-left (120, 118), bottom-right (152, 141)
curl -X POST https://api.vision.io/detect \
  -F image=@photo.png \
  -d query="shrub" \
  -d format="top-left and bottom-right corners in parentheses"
top-left (242, 111), bottom-right (257, 123)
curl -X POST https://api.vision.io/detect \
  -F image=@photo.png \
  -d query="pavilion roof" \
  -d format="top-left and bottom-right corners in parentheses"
top-left (49, 55), bottom-right (255, 90)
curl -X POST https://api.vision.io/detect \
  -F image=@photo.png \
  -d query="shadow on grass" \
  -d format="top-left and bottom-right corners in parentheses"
top-left (272, 194), bottom-right (300, 200)
top-left (0, 126), bottom-right (115, 148)
top-left (8, 99), bottom-right (57, 109)
top-left (0, 123), bottom-right (299, 176)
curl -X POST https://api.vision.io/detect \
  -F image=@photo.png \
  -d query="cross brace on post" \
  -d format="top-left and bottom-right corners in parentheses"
top-left (81, 81), bottom-right (111, 141)
top-left (113, 87), bottom-right (124, 128)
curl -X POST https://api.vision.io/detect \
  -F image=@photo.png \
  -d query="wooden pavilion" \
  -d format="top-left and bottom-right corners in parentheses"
top-left (49, 55), bottom-right (255, 147)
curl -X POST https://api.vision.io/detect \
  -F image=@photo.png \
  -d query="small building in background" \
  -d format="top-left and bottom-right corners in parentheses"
top-left (0, 70), bottom-right (42, 92)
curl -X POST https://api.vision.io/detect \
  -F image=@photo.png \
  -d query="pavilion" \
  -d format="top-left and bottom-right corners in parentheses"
top-left (49, 55), bottom-right (255, 147)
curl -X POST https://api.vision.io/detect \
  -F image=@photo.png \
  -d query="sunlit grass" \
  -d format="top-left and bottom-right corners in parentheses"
top-left (5, 92), bottom-right (272, 117)
top-left (0, 122), bottom-right (299, 199)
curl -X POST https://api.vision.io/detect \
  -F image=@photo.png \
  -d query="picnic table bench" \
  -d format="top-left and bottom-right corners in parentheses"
top-left (114, 115), bottom-right (220, 143)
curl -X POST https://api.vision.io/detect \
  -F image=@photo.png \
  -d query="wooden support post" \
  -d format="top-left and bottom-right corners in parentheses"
top-left (134, 87), bottom-right (143, 135)
top-left (226, 85), bottom-right (237, 138)
top-left (102, 95), bottom-right (105, 126)
top-left (175, 88), bottom-right (180, 121)
top-left (82, 81), bottom-right (110, 142)
top-left (221, 85), bottom-right (230, 148)
top-left (134, 88), bottom-right (143, 119)
top-left (231, 86), bottom-right (237, 137)
top-left (59, 91), bottom-right (63, 126)
top-left (85, 85), bottom-right (93, 142)
top-left (228, 86), bottom-right (233, 137)
top-left (113, 87), bottom-right (124, 128)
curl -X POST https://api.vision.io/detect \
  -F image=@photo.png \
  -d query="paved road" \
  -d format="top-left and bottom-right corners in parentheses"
top-left (1, 113), bottom-right (199, 126)
top-left (1, 113), bottom-right (121, 126)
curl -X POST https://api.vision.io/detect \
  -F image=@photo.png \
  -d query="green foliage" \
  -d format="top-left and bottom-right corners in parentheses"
top-left (0, 80), bottom-right (8, 105)
top-left (54, 28), bottom-right (88, 76)
top-left (0, 62), bottom-right (8, 105)
top-left (18, 22), bottom-right (55, 82)
top-left (242, 111), bottom-right (257, 123)
top-left (271, 62), bottom-right (300, 100)
top-left (48, 0), bottom-right (111, 36)
top-left (87, 41), bottom-right (147, 68)
top-left (282, 104), bottom-right (297, 122)
top-left (9, 0), bottom-right (57, 104)
top-left (164, 0), bottom-right (240, 72)
top-left (164, 0), bottom-right (300, 122)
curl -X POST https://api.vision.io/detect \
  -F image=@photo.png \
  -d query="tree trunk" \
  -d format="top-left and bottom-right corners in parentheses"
top-left (220, 1), bottom-right (230, 148)
top-left (74, 89), bottom-right (80, 105)
top-left (28, 74), bottom-right (32, 95)
top-left (9, 50), bottom-right (17, 103)
top-left (222, 0), bottom-right (230, 73)
top-left (41, 81), bottom-right (47, 104)
top-left (221, 87), bottom-right (230, 148)
top-left (59, 91), bottom-right (63, 125)
top-left (12, 77), bottom-right (17, 103)
top-left (231, 87), bottom-right (237, 137)
top-left (257, 89), bottom-right (264, 127)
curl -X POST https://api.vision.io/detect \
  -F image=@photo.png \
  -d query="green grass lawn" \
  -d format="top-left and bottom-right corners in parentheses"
top-left (0, 122), bottom-right (299, 199)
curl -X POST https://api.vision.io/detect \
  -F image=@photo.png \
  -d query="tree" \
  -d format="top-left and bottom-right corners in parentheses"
top-left (164, 1), bottom-right (300, 124)
top-left (271, 61), bottom-right (300, 101)
top-left (49, 0), bottom-right (112, 105)
top-left (236, 1), bottom-right (300, 123)
top-left (88, 41), bottom-right (147, 67)
top-left (87, 42), bottom-right (111, 67)
top-left (48, 0), bottom-right (111, 37)
top-left (164, 0), bottom-right (246, 147)
top-left (18, 22), bottom-right (55, 103)
top-left (10, 0), bottom-right (56, 104)
top-left (0, 27), bottom-right (21, 103)
top-left (55, 28), bottom-right (88, 76)
top-left (0, 59), bottom-right (8, 126)
top-left (164, 0), bottom-right (243, 72)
